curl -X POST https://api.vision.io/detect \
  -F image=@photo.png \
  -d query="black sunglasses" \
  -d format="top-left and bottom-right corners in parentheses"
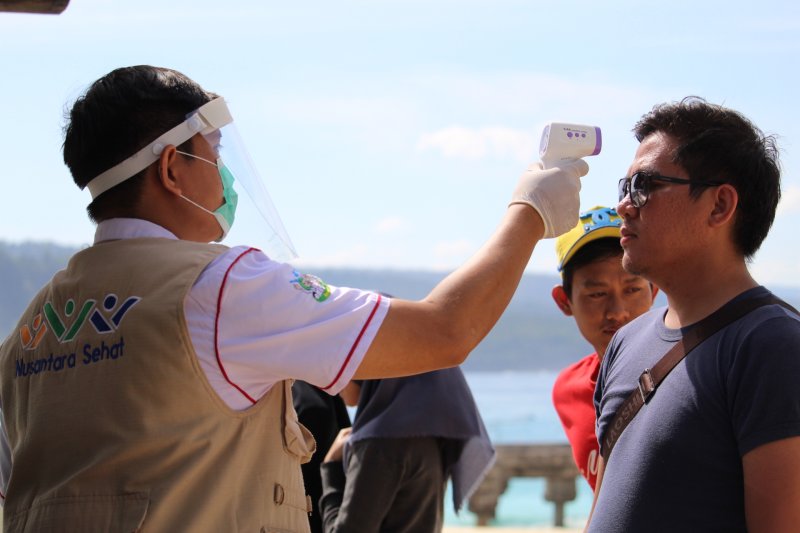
top-left (618, 171), bottom-right (724, 208)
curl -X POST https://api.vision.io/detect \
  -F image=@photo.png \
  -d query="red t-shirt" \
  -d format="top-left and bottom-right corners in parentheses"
top-left (552, 352), bottom-right (601, 490)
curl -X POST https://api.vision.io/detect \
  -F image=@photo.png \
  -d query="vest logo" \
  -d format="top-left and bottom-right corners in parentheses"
top-left (19, 313), bottom-right (48, 350)
top-left (290, 271), bottom-right (331, 302)
top-left (19, 293), bottom-right (141, 351)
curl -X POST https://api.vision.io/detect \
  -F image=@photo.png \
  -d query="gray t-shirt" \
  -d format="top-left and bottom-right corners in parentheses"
top-left (590, 287), bottom-right (800, 532)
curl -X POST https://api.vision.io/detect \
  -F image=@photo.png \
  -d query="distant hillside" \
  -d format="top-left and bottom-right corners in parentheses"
top-left (0, 241), bottom-right (78, 339)
top-left (2, 241), bottom-right (799, 372)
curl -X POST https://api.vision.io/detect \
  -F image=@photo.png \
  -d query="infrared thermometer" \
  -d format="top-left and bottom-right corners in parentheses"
top-left (539, 122), bottom-right (602, 169)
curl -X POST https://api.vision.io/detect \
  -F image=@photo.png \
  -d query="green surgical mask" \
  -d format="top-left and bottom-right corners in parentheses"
top-left (177, 151), bottom-right (239, 241)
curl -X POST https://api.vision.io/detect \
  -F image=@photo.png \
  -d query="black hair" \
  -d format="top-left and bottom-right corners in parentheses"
top-left (62, 65), bottom-right (217, 222)
top-left (562, 238), bottom-right (623, 299)
top-left (633, 96), bottom-right (781, 259)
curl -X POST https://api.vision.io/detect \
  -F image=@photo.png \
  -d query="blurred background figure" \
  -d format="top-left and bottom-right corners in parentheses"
top-left (292, 381), bottom-right (352, 533)
top-left (549, 206), bottom-right (657, 489)
top-left (320, 367), bottom-right (494, 532)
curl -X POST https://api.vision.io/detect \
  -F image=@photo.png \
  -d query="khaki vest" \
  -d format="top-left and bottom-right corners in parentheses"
top-left (0, 238), bottom-right (314, 532)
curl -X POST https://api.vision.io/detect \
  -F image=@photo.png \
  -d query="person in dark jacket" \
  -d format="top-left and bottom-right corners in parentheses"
top-left (319, 368), bottom-right (494, 532)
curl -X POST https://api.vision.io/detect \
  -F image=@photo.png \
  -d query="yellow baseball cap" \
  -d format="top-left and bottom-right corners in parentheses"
top-left (555, 206), bottom-right (622, 271)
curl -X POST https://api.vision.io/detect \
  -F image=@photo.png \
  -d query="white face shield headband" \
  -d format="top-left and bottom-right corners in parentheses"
top-left (83, 98), bottom-right (297, 261)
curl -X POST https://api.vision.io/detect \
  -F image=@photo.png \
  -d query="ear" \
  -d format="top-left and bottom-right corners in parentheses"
top-left (155, 145), bottom-right (183, 197)
top-left (649, 283), bottom-right (660, 303)
top-left (708, 183), bottom-right (738, 229)
top-left (551, 285), bottom-right (573, 316)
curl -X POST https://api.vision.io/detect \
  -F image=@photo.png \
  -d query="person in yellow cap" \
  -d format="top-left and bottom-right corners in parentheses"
top-left (549, 206), bottom-right (657, 490)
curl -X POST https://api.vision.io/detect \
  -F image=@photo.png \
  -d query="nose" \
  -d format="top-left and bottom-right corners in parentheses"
top-left (616, 194), bottom-right (637, 219)
top-left (605, 293), bottom-right (629, 322)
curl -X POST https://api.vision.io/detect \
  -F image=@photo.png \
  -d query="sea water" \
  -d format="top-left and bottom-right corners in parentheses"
top-left (444, 370), bottom-right (593, 528)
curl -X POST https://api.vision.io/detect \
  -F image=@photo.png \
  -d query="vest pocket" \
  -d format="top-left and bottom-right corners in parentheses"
top-left (282, 381), bottom-right (316, 463)
top-left (5, 492), bottom-right (149, 532)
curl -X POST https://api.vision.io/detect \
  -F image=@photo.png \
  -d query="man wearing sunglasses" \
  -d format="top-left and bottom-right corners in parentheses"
top-left (587, 97), bottom-right (800, 532)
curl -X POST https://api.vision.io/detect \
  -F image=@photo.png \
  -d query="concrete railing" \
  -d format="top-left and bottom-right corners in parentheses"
top-left (468, 443), bottom-right (580, 527)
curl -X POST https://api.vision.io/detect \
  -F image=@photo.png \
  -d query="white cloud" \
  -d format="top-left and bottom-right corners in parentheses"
top-left (262, 94), bottom-right (417, 128)
top-left (401, 71), bottom-right (662, 126)
top-left (373, 216), bottom-right (409, 234)
top-left (431, 239), bottom-right (475, 269)
top-left (253, 70), bottom-right (662, 150)
top-left (294, 243), bottom-right (371, 268)
top-left (417, 126), bottom-right (536, 163)
top-left (750, 257), bottom-right (800, 289)
top-left (777, 186), bottom-right (800, 216)
top-left (434, 239), bottom-right (474, 255)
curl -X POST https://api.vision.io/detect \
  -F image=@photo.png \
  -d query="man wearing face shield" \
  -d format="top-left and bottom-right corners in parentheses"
top-left (0, 65), bottom-right (588, 533)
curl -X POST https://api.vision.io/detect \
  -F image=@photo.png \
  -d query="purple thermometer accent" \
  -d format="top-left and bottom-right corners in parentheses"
top-left (538, 125), bottom-right (551, 156)
top-left (592, 127), bottom-right (602, 155)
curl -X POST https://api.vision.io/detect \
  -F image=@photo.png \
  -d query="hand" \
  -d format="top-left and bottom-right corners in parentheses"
top-left (509, 159), bottom-right (589, 238)
top-left (324, 427), bottom-right (353, 463)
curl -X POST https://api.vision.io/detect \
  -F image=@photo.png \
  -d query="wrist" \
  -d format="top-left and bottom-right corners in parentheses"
top-left (508, 202), bottom-right (545, 240)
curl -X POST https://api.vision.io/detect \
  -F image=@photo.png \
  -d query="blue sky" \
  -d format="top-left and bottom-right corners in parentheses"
top-left (3, 0), bottom-right (800, 286)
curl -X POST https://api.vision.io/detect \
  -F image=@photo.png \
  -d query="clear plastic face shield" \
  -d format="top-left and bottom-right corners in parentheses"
top-left (84, 98), bottom-right (297, 262)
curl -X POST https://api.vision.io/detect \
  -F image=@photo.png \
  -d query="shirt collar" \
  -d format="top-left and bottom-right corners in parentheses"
top-left (94, 218), bottom-right (178, 244)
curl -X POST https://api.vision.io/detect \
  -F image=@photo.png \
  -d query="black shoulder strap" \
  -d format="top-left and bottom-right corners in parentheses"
top-left (601, 294), bottom-right (798, 462)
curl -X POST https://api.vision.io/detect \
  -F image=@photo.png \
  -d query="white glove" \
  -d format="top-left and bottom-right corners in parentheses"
top-left (509, 159), bottom-right (589, 238)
